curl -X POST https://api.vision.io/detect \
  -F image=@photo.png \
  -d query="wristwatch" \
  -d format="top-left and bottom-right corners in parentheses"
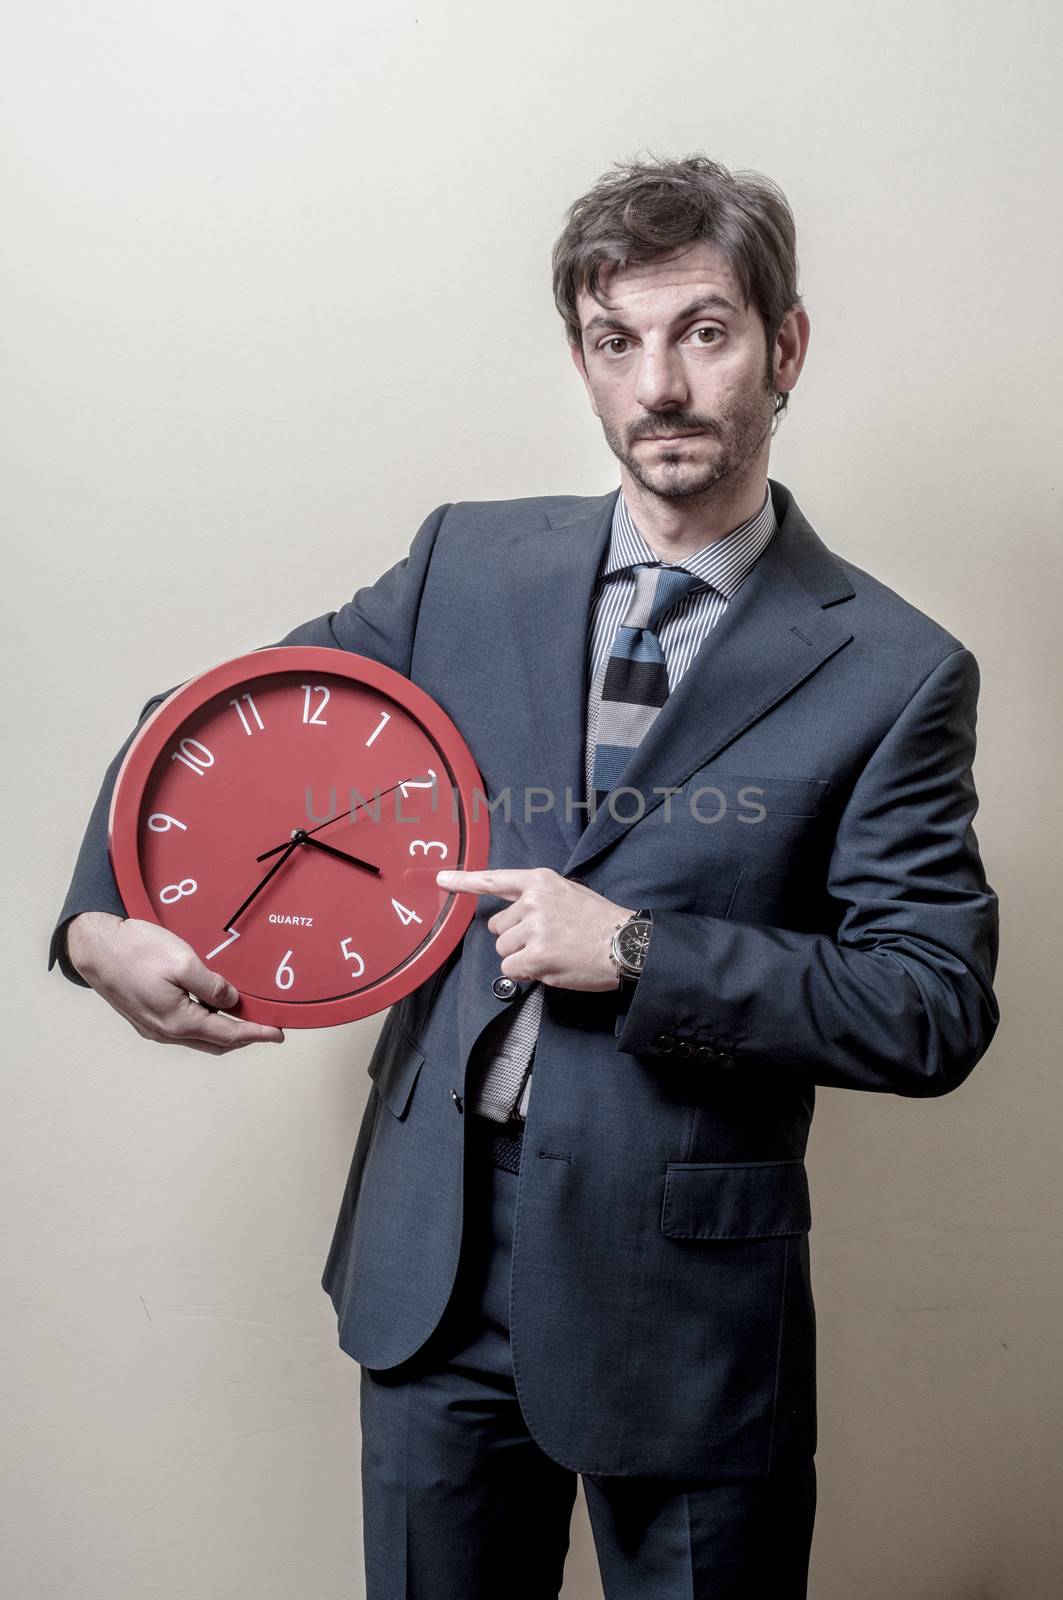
top-left (610, 908), bottom-right (653, 991)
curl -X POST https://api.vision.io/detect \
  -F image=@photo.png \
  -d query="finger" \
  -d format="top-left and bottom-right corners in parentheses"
top-left (499, 950), bottom-right (539, 981)
top-left (186, 1009), bottom-right (286, 1047)
top-left (436, 869), bottom-right (531, 899)
top-left (109, 1000), bottom-right (232, 1055)
top-left (184, 992), bottom-right (284, 1041)
top-left (183, 959), bottom-right (242, 1012)
top-left (494, 926), bottom-right (530, 960)
top-left (486, 902), bottom-right (525, 935)
top-left (178, 959), bottom-right (284, 1042)
top-left (163, 1034), bottom-right (248, 1056)
top-left (162, 993), bottom-right (285, 1048)
top-left (165, 1037), bottom-right (230, 1056)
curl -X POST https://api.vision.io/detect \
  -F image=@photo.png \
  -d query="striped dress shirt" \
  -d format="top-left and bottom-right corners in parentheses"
top-left (465, 482), bottom-right (778, 1124)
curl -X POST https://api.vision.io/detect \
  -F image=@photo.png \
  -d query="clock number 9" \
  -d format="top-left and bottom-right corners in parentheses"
top-left (148, 813), bottom-right (188, 833)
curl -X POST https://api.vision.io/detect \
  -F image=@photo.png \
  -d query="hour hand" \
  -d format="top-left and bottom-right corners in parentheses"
top-left (256, 830), bottom-right (380, 872)
top-left (299, 835), bottom-right (381, 875)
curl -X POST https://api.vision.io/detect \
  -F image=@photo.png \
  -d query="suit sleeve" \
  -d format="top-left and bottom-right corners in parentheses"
top-left (614, 646), bottom-right (1000, 1097)
top-left (48, 503), bottom-right (452, 986)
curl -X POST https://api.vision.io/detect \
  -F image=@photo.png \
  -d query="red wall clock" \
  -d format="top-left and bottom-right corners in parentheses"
top-left (108, 647), bottom-right (490, 1027)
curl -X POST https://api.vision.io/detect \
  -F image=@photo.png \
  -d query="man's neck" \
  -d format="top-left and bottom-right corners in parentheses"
top-left (619, 469), bottom-right (770, 563)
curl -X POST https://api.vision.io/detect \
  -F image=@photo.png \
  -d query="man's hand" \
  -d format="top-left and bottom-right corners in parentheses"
top-left (65, 912), bottom-right (285, 1054)
top-left (436, 868), bottom-right (634, 991)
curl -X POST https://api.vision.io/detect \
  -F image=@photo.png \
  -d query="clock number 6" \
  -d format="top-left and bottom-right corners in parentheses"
top-left (275, 951), bottom-right (295, 991)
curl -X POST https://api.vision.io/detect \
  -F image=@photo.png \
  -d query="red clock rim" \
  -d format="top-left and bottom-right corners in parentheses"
top-left (108, 646), bottom-right (491, 1027)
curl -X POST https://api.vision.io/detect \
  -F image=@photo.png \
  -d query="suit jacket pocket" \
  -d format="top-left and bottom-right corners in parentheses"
top-left (685, 772), bottom-right (831, 819)
top-left (367, 1011), bottom-right (426, 1120)
top-left (661, 1159), bottom-right (811, 1240)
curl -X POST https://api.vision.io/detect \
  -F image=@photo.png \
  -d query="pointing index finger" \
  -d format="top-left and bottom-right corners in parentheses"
top-left (436, 869), bottom-right (532, 899)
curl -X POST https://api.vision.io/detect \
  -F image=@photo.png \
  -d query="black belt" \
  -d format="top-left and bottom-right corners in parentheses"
top-left (468, 1110), bottom-right (524, 1173)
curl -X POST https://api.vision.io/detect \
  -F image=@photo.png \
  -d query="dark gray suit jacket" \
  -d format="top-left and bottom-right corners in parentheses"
top-left (49, 478), bottom-right (999, 1479)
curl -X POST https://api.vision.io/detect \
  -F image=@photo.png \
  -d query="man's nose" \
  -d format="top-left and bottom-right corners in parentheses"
top-left (633, 345), bottom-right (688, 411)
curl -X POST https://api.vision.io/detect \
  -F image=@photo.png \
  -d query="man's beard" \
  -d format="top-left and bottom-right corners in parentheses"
top-left (601, 360), bottom-right (778, 505)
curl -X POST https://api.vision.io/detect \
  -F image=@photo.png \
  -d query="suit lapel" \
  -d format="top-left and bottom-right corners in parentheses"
top-left (502, 479), bottom-right (856, 873)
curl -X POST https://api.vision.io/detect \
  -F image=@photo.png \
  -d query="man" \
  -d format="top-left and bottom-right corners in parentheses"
top-left (50, 155), bottom-right (999, 1597)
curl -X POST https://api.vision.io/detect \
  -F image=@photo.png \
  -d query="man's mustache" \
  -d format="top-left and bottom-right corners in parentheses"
top-left (628, 416), bottom-right (720, 443)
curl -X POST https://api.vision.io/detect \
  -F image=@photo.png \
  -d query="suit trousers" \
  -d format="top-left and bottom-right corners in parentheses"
top-left (359, 1114), bottom-right (817, 1599)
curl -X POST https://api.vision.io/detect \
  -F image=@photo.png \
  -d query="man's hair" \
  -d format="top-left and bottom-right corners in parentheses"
top-left (552, 152), bottom-right (803, 418)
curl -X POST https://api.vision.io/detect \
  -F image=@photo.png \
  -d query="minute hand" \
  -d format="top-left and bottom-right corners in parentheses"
top-left (223, 838), bottom-right (300, 932)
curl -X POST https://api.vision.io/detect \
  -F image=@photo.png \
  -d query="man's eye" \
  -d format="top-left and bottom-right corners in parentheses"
top-left (599, 337), bottom-right (630, 355)
top-left (691, 326), bottom-right (721, 345)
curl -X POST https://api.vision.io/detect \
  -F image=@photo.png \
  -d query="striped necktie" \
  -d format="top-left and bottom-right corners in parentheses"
top-left (467, 561), bottom-right (706, 1127)
top-left (590, 562), bottom-right (705, 810)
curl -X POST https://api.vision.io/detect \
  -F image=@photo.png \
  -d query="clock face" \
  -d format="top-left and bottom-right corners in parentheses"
top-left (109, 648), bottom-right (490, 1026)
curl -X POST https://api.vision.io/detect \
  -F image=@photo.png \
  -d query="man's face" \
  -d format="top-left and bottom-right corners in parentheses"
top-left (570, 241), bottom-right (785, 503)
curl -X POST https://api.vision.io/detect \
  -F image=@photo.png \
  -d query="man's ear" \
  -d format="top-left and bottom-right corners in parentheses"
top-left (569, 337), bottom-right (601, 418)
top-left (773, 306), bottom-right (811, 398)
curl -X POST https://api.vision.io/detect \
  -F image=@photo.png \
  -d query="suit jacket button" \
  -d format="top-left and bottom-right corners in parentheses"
top-left (450, 1089), bottom-right (464, 1113)
top-left (695, 1045), bottom-right (717, 1063)
top-left (654, 1033), bottom-right (676, 1053)
top-left (716, 1052), bottom-right (735, 1070)
top-left (674, 1039), bottom-right (695, 1059)
top-left (492, 976), bottom-right (518, 1000)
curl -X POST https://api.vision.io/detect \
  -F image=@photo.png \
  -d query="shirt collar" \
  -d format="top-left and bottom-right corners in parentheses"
top-left (603, 482), bottom-right (777, 599)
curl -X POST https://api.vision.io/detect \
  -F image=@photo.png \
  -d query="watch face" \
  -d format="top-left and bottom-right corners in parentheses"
top-left (616, 917), bottom-right (652, 972)
top-left (109, 647), bottom-right (490, 1026)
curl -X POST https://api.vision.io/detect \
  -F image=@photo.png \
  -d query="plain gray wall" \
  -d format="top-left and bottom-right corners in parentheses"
top-left (6, 1), bottom-right (1060, 1595)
